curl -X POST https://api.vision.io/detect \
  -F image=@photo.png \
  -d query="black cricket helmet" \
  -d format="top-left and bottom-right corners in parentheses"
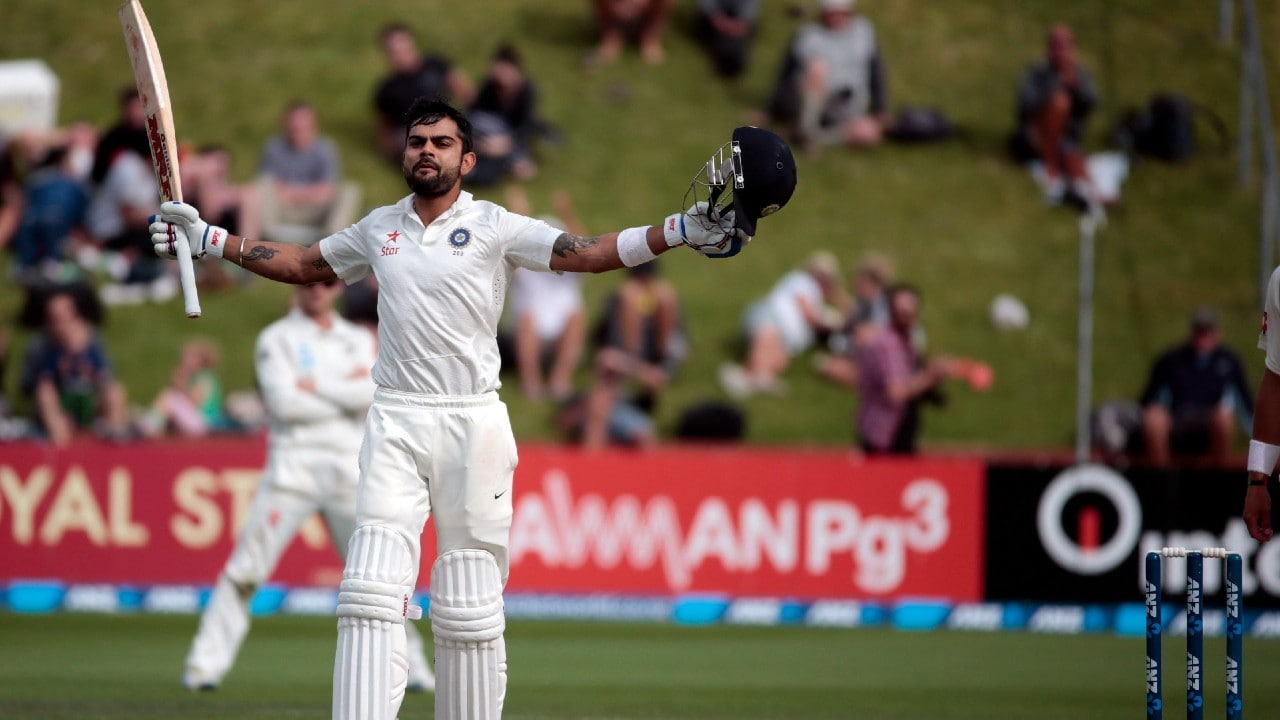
top-left (683, 126), bottom-right (798, 237)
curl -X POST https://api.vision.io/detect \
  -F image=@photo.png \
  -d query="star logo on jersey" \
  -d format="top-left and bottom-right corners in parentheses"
top-left (381, 230), bottom-right (401, 257)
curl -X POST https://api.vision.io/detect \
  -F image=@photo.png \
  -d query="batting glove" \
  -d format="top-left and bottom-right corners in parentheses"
top-left (149, 201), bottom-right (228, 260)
top-left (662, 202), bottom-right (751, 259)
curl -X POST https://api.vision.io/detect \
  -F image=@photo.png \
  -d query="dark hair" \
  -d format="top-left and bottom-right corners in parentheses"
top-left (404, 95), bottom-right (473, 155)
top-left (492, 43), bottom-right (521, 66)
top-left (885, 282), bottom-right (920, 303)
top-left (118, 87), bottom-right (140, 106)
top-left (379, 22), bottom-right (414, 43)
top-left (18, 282), bottom-right (104, 329)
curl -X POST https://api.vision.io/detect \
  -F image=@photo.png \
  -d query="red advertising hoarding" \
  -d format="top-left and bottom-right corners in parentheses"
top-left (0, 439), bottom-right (985, 601)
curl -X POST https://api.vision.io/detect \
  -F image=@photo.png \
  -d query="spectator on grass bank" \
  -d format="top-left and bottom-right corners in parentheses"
top-left (694, 0), bottom-right (761, 79)
top-left (1011, 23), bottom-right (1100, 206)
top-left (372, 23), bottom-right (474, 163)
top-left (9, 144), bottom-right (90, 288)
top-left (90, 88), bottom-right (149, 187)
top-left (20, 288), bottom-right (130, 446)
top-left (184, 144), bottom-right (260, 289)
top-left (135, 338), bottom-right (230, 439)
top-left (763, 0), bottom-right (889, 152)
top-left (578, 260), bottom-right (685, 448)
top-left (471, 43), bottom-right (560, 154)
top-left (499, 187), bottom-right (586, 402)
top-left (85, 126), bottom-right (167, 301)
top-left (720, 250), bottom-right (847, 399)
top-left (466, 44), bottom-right (557, 186)
top-left (850, 283), bottom-right (949, 455)
top-left (815, 252), bottom-right (895, 382)
top-left (585, 0), bottom-right (676, 68)
top-left (0, 136), bottom-right (22, 252)
top-left (257, 101), bottom-right (360, 246)
top-left (1140, 307), bottom-right (1253, 467)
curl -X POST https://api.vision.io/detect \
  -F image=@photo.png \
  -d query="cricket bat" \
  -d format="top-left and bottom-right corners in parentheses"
top-left (118, 0), bottom-right (201, 318)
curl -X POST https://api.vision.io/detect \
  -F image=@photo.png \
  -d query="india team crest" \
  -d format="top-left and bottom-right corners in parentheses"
top-left (448, 227), bottom-right (472, 249)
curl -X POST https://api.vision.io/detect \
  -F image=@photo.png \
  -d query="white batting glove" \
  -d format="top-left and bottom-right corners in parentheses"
top-left (149, 201), bottom-right (228, 260)
top-left (662, 201), bottom-right (751, 259)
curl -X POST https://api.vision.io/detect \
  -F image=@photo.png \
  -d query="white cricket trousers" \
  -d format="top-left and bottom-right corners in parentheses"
top-left (332, 389), bottom-right (518, 719)
top-left (184, 447), bottom-right (359, 686)
top-left (355, 388), bottom-right (518, 581)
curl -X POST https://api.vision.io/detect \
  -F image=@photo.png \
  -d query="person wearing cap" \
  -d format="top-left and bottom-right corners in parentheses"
top-left (764, 0), bottom-right (889, 151)
top-left (720, 249), bottom-right (849, 399)
top-left (1139, 307), bottom-right (1253, 467)
top-left (147, 97), bottom-right (796, 720)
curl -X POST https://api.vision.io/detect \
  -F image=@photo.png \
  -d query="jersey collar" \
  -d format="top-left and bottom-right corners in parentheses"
top-left (399, 191), bottom-right (475, 229)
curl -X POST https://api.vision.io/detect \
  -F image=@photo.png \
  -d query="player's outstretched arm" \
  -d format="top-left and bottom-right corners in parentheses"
top-left (548, 203), bottom-right (749, 274)
top-left (1245, 368), bottom-right (1280, 542)
top-left (150, 201), bottom-right (336, 285)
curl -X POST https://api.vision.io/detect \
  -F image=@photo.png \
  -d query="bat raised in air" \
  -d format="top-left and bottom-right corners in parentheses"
top-left (118, 0), bottom-right (201, 318)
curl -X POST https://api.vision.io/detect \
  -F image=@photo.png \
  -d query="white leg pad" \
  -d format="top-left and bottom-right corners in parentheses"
top-left (332, 525), bottom-right (418, 720)
top-left (431, 549), bottom-right (507, 720)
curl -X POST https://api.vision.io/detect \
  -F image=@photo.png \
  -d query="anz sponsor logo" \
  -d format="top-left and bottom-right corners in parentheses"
top-left (1226, 656), bottom-right (1240, 696)
top-left (1227, 578), bottom-right (1240, 618)
top-left (1146, 656), bottom-right (1159, 693)
top-left (1144, 580), bottom-right (1159, 617)
top-left (1186, 576), bottom-right (1201, 614)
top-left (1186, 652), bottom-right (1201, 692)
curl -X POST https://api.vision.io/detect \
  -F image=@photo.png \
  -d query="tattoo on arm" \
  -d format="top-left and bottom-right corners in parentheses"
top-left (242, 245), bottom-right (277, 264)
top-left (312, 257), bottom-right (331, 271)
top-left (552, 232), bottom-right (600, 258)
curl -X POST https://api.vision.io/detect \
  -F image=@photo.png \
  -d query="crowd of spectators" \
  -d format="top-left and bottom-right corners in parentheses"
top-left (0, 3), bottom-right (1237, 463)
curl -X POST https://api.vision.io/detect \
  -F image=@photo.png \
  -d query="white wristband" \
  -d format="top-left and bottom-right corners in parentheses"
top-left (662, 213), bottom-right (686, 248)
top-left (617, 226), bottom-right (658, 267)
top-left (1248, 439), bottom-right (1280, 475)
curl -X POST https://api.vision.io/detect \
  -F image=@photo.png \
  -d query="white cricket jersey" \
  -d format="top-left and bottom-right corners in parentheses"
top-left (255, 309), bottom-right (377, 454)
top-left (1260, 265), bottom-right (1280, 375)
top-left (319, 192), bottom-right (562, 396)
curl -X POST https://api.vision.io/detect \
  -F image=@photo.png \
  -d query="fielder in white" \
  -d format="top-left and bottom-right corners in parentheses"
top-left (181, 279), bottom-right (434, 695)
top-left (1246, 265), bottom-right (1280, 543)
top-left (151, 96), bottom-right (795, 719)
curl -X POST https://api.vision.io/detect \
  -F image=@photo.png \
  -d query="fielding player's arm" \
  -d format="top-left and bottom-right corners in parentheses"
top-left (229, 237), bottom-right (337, 286)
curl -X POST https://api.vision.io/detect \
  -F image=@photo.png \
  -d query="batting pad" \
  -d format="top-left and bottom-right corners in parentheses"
top-left (333, 525), bottom-right (418, 720)
top-left (431, 549), bottom-right (507, 720)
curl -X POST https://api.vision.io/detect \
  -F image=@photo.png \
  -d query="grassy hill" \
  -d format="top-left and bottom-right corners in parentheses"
top-left (2, 0), bottom-right (1276, 449)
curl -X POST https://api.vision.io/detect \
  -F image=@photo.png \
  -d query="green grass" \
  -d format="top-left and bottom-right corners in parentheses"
top-left (2, 0), bottom-right (1278, 448)
top-left (2, 613), bottom-right (1277, 719)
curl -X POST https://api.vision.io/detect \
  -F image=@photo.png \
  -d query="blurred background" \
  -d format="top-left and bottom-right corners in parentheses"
top-left (3, 2), bottom-right (1280, 718)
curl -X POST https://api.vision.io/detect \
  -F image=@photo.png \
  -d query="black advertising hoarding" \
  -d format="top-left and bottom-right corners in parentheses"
top-left (985, 463), bottom-right (1280, 608)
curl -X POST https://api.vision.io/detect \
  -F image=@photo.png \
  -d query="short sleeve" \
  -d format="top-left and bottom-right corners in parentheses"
top-left (320, 216), bottom-right (374, 283)
top-left (498, 209), bottom-right (562, 272)
top-left (1261, 266), bottom-right (1280, 374)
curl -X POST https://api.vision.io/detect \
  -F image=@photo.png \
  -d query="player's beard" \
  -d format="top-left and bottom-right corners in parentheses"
top-left (404, 160), bottom-right (461, 198)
